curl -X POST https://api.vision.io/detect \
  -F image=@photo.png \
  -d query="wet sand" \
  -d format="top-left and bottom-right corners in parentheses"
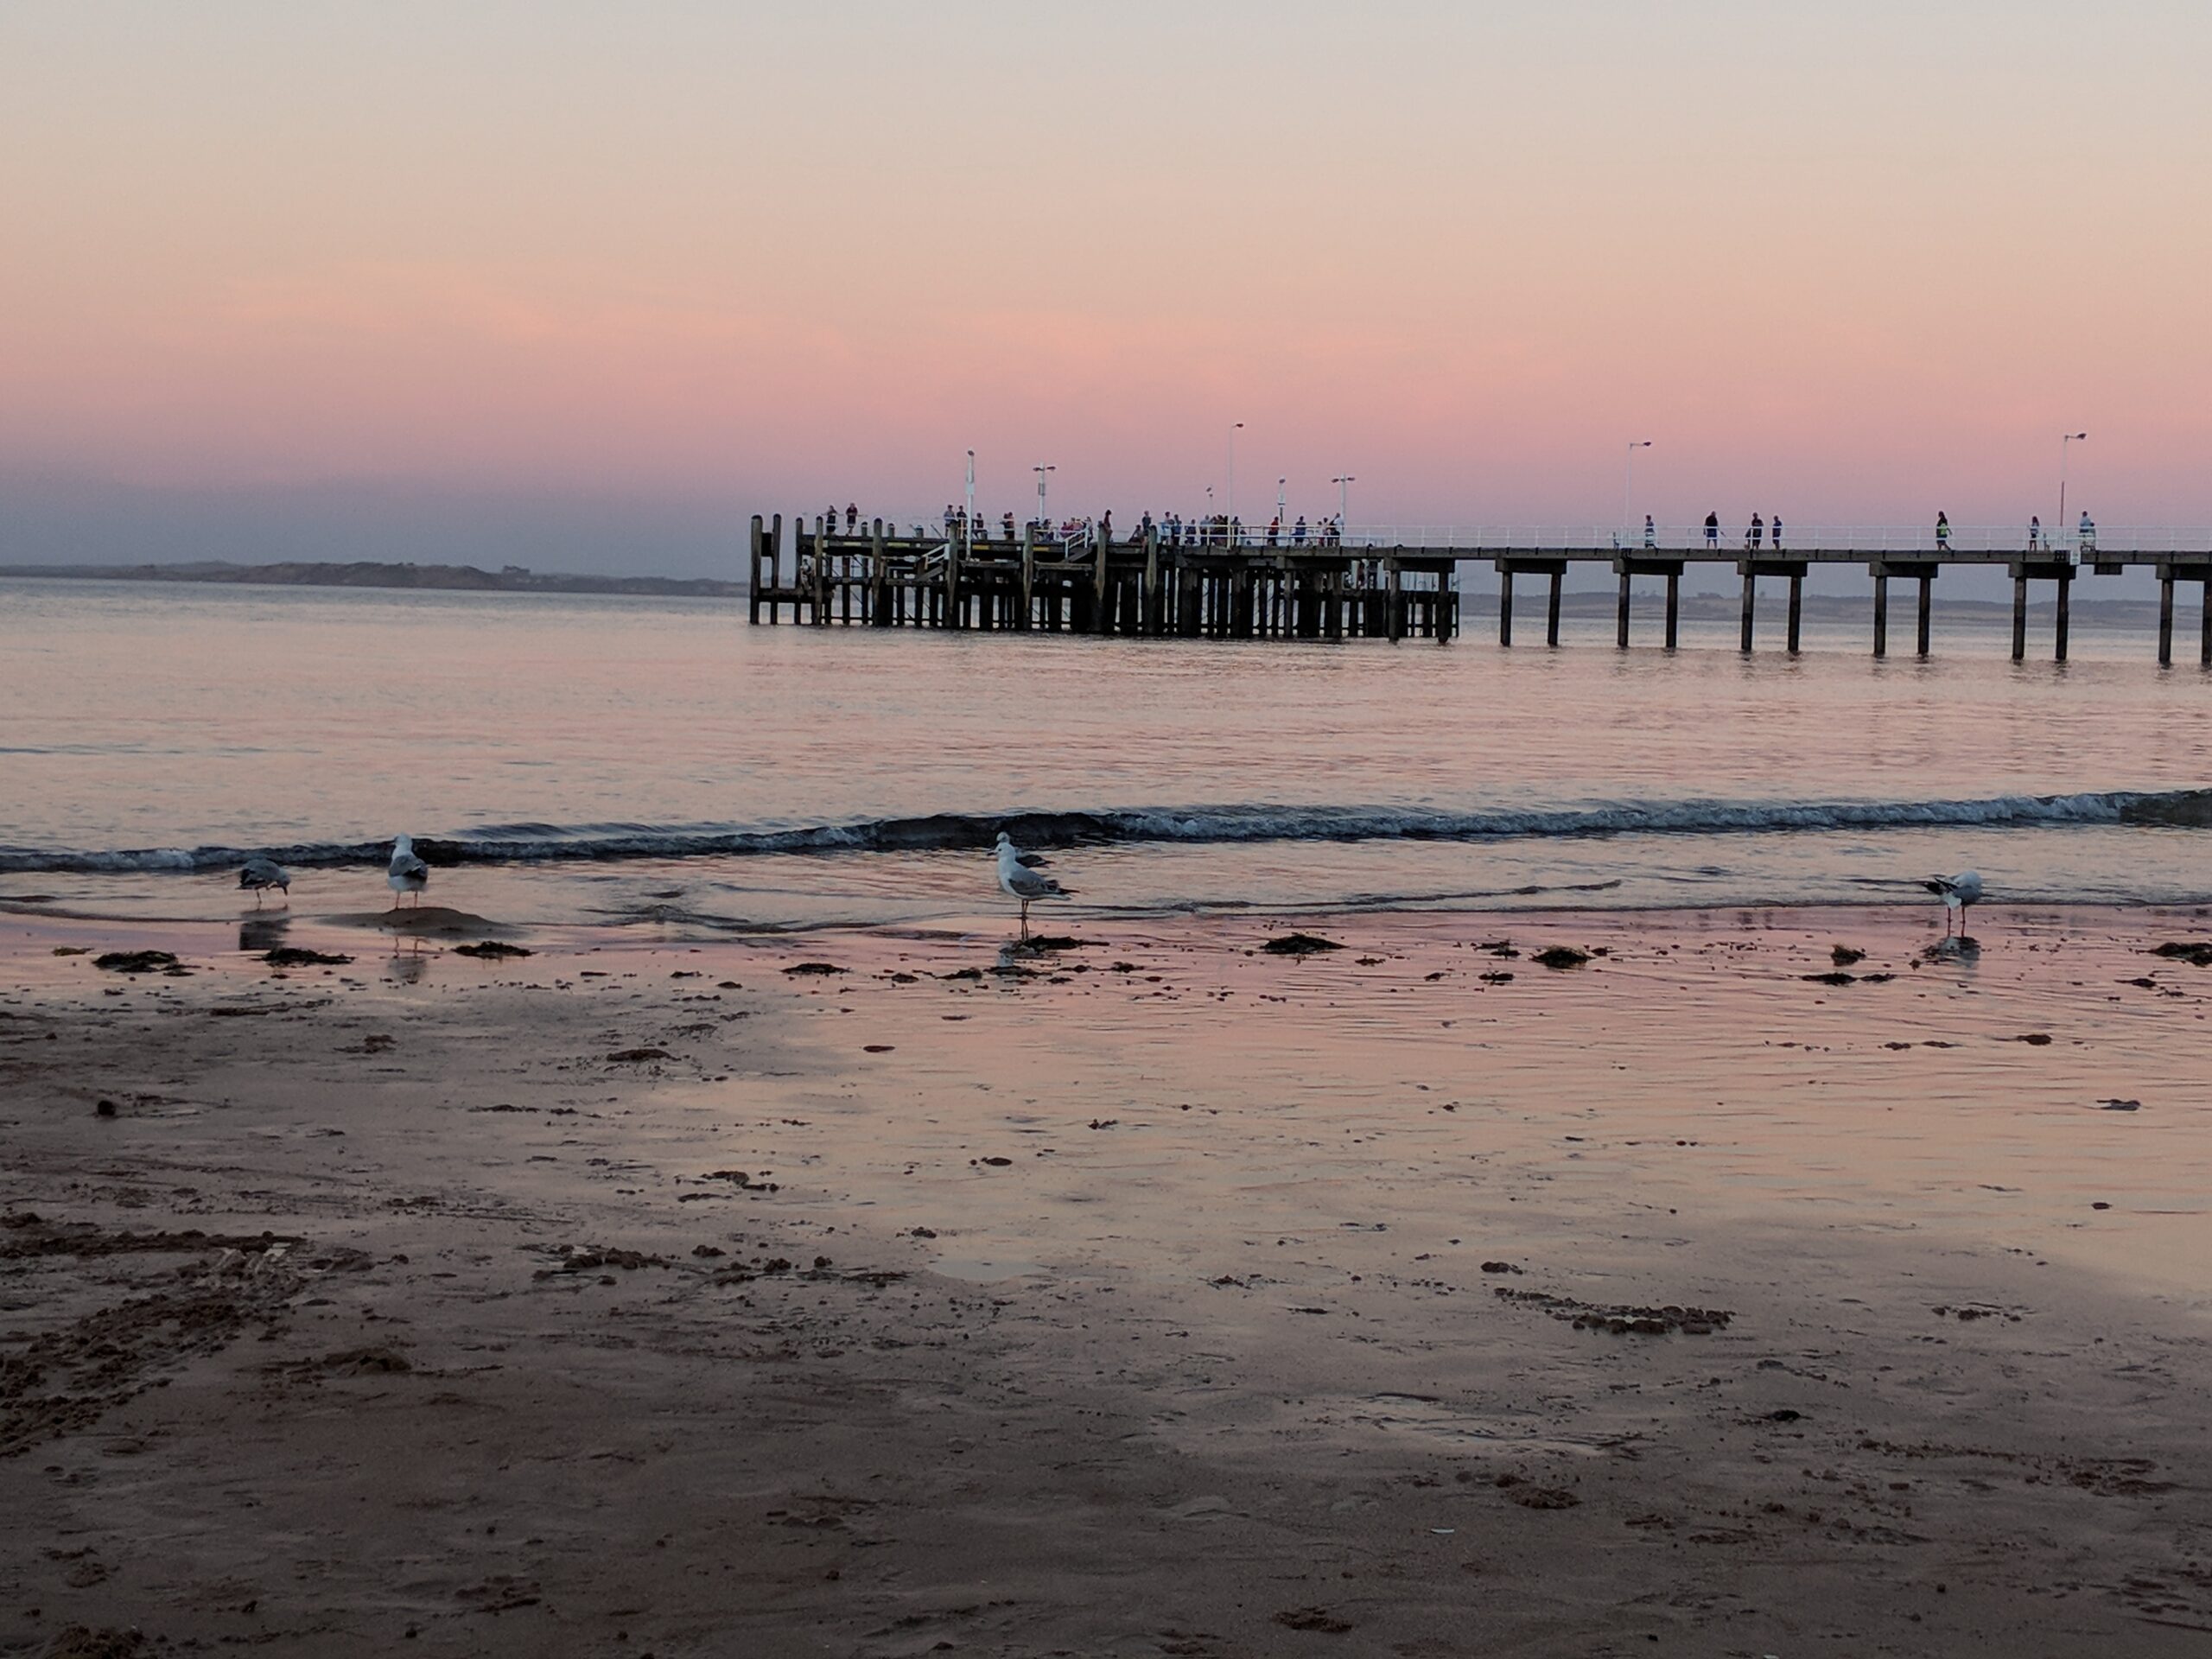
top-left (3, 902), bottom-right (2211, 1656)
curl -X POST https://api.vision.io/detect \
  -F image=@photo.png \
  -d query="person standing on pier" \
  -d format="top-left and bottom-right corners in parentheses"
top-left (1294, 515), bottom-right (1308, 546)
top-left (2029, 515), bottom-right (2042, 550)
top-left (2079, 512), bottom-right (2096, 554)
top-left (1747, 513), bottom-right (1764, 550)
top-left (1770, 513), bottom-right (1784, 552)
top-left (1267, 514), bottom-right (1281, 547)
top-left (1936, 512), bottom-right (1951, 550)
top-left (845, 503), bottom-right (858, 533)
top-left (1643, 515), bottom-right (1656, 550)
top-left (1705, 512), bottom-right (1719, 549)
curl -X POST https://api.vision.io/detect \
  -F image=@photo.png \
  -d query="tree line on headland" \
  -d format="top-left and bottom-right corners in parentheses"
top-left (2, 560), bottom-right (744, 597)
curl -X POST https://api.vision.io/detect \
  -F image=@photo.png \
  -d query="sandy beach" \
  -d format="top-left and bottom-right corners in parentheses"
top-left (4, 900), bottom-right (2211, 1657)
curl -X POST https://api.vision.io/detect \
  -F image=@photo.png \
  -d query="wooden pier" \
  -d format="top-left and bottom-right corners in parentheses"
top-left (750, 515), bottom-right (2212, 664)
top-left (748, 515), bottom-right (1459, 642)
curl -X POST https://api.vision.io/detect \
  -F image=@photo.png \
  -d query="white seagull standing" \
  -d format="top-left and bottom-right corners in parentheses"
top-left (1922, 869), bottom-right (1983, 937)
top-left (238, 856), bottom-right (290, 908)
top-left (995, 832), bottom-right (1071, 938)
top-left (387, 835), bottom-right (429, 910)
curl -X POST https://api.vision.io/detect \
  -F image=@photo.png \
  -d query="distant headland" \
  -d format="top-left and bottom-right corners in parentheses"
top-left (1, 560), bottom-right (743, 598)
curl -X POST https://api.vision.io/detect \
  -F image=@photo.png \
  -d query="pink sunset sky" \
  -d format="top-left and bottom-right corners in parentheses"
top-left (3, 3), bottom-right (2208, 573)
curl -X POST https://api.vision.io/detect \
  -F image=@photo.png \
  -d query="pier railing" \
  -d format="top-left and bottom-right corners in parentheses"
top-left (841, 519), bottom-right (2210, 556)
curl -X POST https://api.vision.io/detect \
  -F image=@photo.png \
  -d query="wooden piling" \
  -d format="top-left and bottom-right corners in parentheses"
top-left (1142, 529), bottom-right (1160, 636)
top-left (812, 518), bottom-right (829, 626)
top-left (748, 515), bottom-right (764, 624)
top-left (1916, 573), bottom-right (1933, 657)
top-left (1739, 570), bottom-right (1756, 652)
top-left (2202, 576), bottom-right (2211, 668)
top-left (1664, 569), bottom-right (1680, 650)
top-left (2054, 570), bottom-right (2072, 662)
top-left (1091, 526), bottom-right (1109, 632)
top-left (1617, 569), bottom-right (1631, 649)
top-left (1787, 574), bottom-right (1803, 654)
top-left (1498, 569), bottom-right (1515, 646)
top-left (2158, 575), bottom-right (2175, 665)
top-left (1873, 573), bottom-right (1889, 658)
top-left (2011, 573), bottom-right (2028, 662)
top-left (1547, 569), bottom-right (1562, 646)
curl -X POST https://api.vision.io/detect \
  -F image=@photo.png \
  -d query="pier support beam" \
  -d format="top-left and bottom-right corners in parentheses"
top-left (1387, 559), bottom-right (1405, 642)
top-left (1664, 569), bottom-right (1681, 650)
top-left (2159, 575), bottom-right (2175, 665)
top-left (1611, 557), bottom-right (1681, 650)
top-left (1873, 574), bottom-right (1890, 658)
top-left (1735, 561), bottom-right (1806, 654)
top-left (1142, 529), bottom-right (1160, 636)
top-left (1916, 573), bottom-right (1933, 657)
top-left (1495, 559), bottom-right (1565, 649)
top-left (1091, 527), bottom-right (1109, 633)
top-left (2012, 574), bottom-right (2027, 661)
top-left (2055, 569), bottom-right (2072, 662)
top-left (748, 515), bottom-right (764, 624)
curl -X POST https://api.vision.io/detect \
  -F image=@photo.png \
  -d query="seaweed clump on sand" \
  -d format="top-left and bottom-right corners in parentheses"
top-left (1532, 946), bottom-right (1591, 969)
top-left (2151, 941), bottom-right (2212, 967)
top-left (263, 947), bottom-right (353, 967)
top-left (1262, 933), bottom-right (1344, 957)
top-left (454, 940), bottom-right (531, 959)
top-left (92, 950), bottom-right (186, 976)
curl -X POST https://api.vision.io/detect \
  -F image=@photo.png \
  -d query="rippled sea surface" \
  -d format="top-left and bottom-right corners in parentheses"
top-left (2, 577), bottom-right (2207, 929)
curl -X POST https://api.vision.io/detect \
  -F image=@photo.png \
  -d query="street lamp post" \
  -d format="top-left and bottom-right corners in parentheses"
top-left (1227, 423), bottom-right (1245, 524)
top-left (2058, 431), bottom-right (2087, 548)
top-left (1621, 441), bottom-right (1652, 538)
top-left (1033, 463), bottom-right (1055, 531)
top-left (1331, 474), bottom-right (1355, 531)
top-left (1276, 476), bottom-right (1287, 533)
top-left (964, 449), bottom-right (976, 558)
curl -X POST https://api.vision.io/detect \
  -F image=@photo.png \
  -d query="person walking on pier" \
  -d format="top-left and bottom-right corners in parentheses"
top-left (1704, 512), bottom-right (1719, 549)
top-left (1770, 514), bottom-right (1783, 552)
top-left (1936, 512), bottom-right (1951, 551)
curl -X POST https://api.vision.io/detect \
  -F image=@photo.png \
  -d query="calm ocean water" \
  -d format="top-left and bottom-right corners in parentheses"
top-left (2, 576), bottom-right (2207, 931)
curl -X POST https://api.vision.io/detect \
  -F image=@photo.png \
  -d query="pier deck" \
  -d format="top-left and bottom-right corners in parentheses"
top-left (749, 515), bottom-right (2212, 663)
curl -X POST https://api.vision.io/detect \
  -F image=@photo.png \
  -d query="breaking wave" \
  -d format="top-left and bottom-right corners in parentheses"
top-left (2, 786), bottom-right (2206, 876)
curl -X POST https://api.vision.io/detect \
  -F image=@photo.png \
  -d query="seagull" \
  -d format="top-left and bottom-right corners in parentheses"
top-left (1922, 869), bottom-right (1983, 937)
top-left (238, 856), bottom-right (290, 908)
top-left (387, 835), bottom-right (429, 910)
top-left (995, 832), bottom-right (1071, 938)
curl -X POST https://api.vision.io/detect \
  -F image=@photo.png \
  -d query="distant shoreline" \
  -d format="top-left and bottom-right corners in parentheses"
top-left (1, 559), bottom-right (743, 598)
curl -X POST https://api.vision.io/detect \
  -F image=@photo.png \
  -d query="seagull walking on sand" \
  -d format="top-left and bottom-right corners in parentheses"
top-left (387, 835), bottom-right (429, 910)
top-left (1923, 869), bottom-right (1983, 937)
top-left (995, 832), bottom-right (1071, 938)
top-left (238, 856), bottom-right (290, 908)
